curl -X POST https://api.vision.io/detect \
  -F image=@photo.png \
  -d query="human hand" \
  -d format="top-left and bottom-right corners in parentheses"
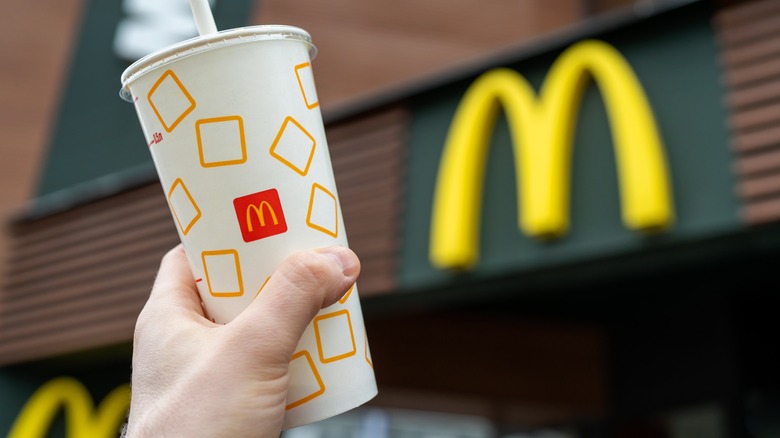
top-left (126, 244), bottom-right (360, 437)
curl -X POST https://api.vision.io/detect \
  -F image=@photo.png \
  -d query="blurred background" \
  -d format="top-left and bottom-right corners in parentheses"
top-left (2, 0), bottom-right (780, 436)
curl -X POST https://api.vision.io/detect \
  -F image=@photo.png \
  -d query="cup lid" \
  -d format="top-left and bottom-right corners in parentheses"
top-left (119, 24), bottom-right (316, 102)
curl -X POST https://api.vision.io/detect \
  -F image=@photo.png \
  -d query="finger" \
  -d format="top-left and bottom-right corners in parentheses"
top-left (146, 244), bottom-right (205, 318)
top-left (229, 246), bottom-right (360, 364)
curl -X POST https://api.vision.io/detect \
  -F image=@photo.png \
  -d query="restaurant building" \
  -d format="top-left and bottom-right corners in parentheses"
top-left (2, 0), bottom-right (780, 436)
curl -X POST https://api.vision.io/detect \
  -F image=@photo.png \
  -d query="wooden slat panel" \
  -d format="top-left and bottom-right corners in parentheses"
top-left (741, 196), bottom-right (780, 224)
top-left (1, 275), bottom-right (151, 342)
top-left (733, 146), bottom-right (780, 176)
top-left (331, 106), bottom-right (407, 297)
top-left (720, 36), bottom-right (780, 68)
top-left (716, 0), bottom-right (780, 226)
top-left (726, 80), bottom-right (780, 109)
top-left (12, 184), bottom-right (164, 248)
top-left (343, 196), bottom-right (398, 231)
top-left (356, 277), bottom-right (396, 298)
top-left (344, 218), bottom-right (399, 242)
top-left (716, 11), bottom-right (780, 48)
top-left (729, 100), bottom-right (780, 132)
top-left (339, 173), bottom-right (404, 205)
top-left (2, 264), bottom-right (158, 326)
top-left (732, 124), bottom-right (780, 153)
top-left (0, 105), bottom-right (407, 366)
top-left (6, 237), bottom-right (174, 300)
top-left (335, 160), bottom-right (404, 193)
top-left (715, 0), bottom-right (780, 27)
top-left (734, 147), bottom-right (780, 179)
top-left (0, 208), bottom-right (174, 358)
top-left (329, 120), bottom-right (406, 155)
top-left (737, 173), bottom-right (780, 199)
top-left (723, 55), bottom-right (780, 88)
top-left (8, 217), bottom-right (175, 289)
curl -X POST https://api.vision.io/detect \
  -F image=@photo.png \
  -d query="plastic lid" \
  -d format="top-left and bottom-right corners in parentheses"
top-left (119, 25), bottom-right (316, 101)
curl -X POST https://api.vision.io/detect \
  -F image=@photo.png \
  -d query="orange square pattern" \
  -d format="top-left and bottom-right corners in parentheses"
top-left (148, 69), bottom-right (196, 133)
top-left (167, 178), bottom-right (201, 236)
top-left (313, 309), bottom-right (356, 364)
top-left (202, 249), bottom-right (244, 297)
top-left (365, 330), bottom-right (373, 369)
top-left (306, 183), bottom-right (339, 238)
top-left (338, 284), bottom-right (355, 304)
top-left (269, 116), bottom-right (316, 176)
top-left (196, 116), bottom-right (247, 167)
top-left (254, 276), bottom-right (271, 300)
top-left (295, 62), bottom-right (319, 109)
top-left (286, 350), bottom-right (325, 410)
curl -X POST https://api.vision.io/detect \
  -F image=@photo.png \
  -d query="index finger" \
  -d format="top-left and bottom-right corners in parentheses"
top-left (146, 244), bottom-right (206, 319)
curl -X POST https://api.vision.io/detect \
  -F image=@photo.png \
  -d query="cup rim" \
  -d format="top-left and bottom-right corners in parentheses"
top-left (119, 24), bottom-right (316, 102)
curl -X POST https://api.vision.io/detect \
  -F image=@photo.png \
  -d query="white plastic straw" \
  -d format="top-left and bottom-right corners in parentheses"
top-left (189, 0), bottom-right (218, 35)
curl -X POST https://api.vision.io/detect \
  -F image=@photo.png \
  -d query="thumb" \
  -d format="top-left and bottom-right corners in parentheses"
top-left (229, 246), bottom-right (360, 366)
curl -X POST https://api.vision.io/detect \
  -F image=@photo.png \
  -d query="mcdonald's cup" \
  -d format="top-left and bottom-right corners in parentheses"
top-left (120, 25), bottom-right (377, 430)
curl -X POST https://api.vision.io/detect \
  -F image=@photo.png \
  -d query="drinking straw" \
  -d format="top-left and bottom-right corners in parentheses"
top-left (189, 0), bottom-right (218, 35)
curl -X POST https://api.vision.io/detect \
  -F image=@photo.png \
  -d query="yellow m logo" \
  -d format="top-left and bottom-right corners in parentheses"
top-left (246, 201), bottom-right (279, 232)
top-left (9, 377), bottom-right (130, 438)
top-left (430, 39), bottom-right (674, 270)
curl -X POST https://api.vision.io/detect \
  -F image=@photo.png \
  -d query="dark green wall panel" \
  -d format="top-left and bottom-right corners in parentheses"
top-left (36, 0), bottom-right (253, 196)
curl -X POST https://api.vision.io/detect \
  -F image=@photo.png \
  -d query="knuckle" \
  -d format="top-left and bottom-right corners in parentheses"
top-left (283, 251), bottom-right (337, 285)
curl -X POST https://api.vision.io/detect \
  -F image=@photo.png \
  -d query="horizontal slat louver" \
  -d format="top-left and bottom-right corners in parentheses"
top-left (328, 107), bottom-right (406, 297)
top-left (0, 184), bottom-right (176, 365)
top-left (0, 106), bottom-right (406, 366)
top-left (715, 0), bottom-right (780, 224)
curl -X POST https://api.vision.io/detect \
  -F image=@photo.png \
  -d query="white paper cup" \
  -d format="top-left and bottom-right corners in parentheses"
top-left (120, 25), bottom-right (377, 430)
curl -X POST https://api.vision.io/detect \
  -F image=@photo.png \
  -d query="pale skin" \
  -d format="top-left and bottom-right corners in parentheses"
top-left (126, 244), bottom-right (360, 437)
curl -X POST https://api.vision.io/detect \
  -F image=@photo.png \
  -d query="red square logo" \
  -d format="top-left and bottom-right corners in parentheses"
top-left (233, 188), bottom-right (288, 242)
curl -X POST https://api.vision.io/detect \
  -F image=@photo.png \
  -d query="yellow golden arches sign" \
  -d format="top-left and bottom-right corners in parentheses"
top-left (246, 200), bottom-right (280, 231)
top-left (430, 39), bottom-right (675, 270)
top-left (8, 377), bottom-right (130, 438)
